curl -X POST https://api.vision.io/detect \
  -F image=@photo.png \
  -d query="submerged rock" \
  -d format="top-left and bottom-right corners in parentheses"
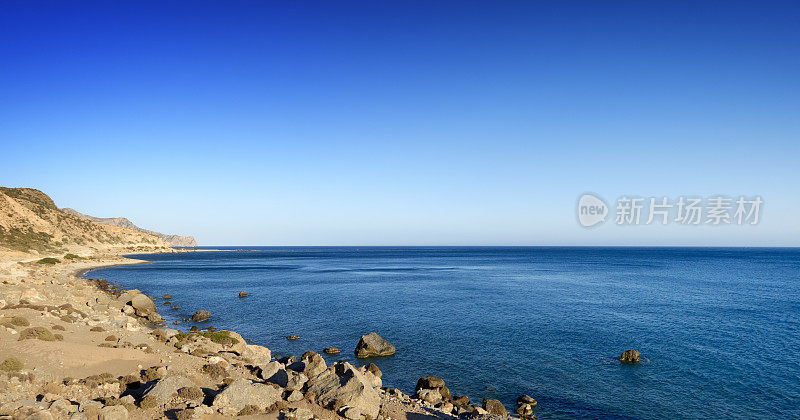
top-left (619, 350), bottom-right (641, 364)
top-left (354, 332), bottom-right (395, 358)
top-left (323, 347), bottom-right (341, 354)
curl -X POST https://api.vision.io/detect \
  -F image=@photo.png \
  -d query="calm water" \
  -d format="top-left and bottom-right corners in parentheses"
top-left (86, 247), bottom-right (800, 419)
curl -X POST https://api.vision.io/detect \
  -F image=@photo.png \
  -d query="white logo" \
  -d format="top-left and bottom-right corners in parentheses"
top-left (577, 193), bottom-right (608, 227)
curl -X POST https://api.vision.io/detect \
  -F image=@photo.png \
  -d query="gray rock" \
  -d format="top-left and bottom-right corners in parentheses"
top-left (212, 378), bottom-right (282, 416)
top-left (339, 406), bottom-right (362, 420)
top-left (355, 332), bottom-right (395, 358)
top-left (307, 361), bottom-right (380, 419)
top-left (131, 294), bottom-right (156, 317)
top-left (285, 370), bottom-right (308, 391)
top-left (142, 375), bottom-right (195, 404)
top-left (70, 413), bottom-right (88, 420)
top-left (300, 351), bottom-right (327, 378)
top-left (258, 361), bottom-right (282, 381)
top-left (284, 390), bottom-right (303, 402)
top-left (99, 405), bottom-right (128, 420)
top-left (416, 388), bottom-right (442, 404)
top-left (242, 344), bottom-right (271, 365)
top-left (264, 366), bottom-right (289, 387)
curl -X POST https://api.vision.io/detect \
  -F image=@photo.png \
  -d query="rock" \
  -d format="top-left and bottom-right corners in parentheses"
top-left (416, 388), bottom-right (442, 404)
top-left (339, 406), bottom-right (362, 420)
top-left (620, 350), bottom-right (641, 364)
top-left (131, 294), bottom-right (156, 317)
top-left (258, 361), bottom-right (282, 381)
top-left (242, 344), bottom-right (271, 365)
top-left (365, 363), bottom-right (382, 378)
top-left (70, 413), bottom-right (88, 420)
top-left (414, 375), bottom-right (449, 403)
top-left (306, 361), bottom-right (380, 419)
top-left (300, 351), bottom-right (327, 378)
top-left (482, 399), bottom-right (508, 416)
top-left (517, 395), bottom-right (537, 407)
top-left (285, 370), bottom-right (308, 391)
top-left (286, 407), bottom-right (313, 420)
top-left (354, 332), bottom-right (395, 358)
top-left (238, 292), bottom-right (248, 298)
top-left (191, 310), bottom-right (211, 322)
top-left (516, 403), bottom-right (535, 418)
top-left (163, 295), bottom-right (172, 299)
top-left (452, 395), bottom-right (470, 407)
top-left (212, 378), bottom-right (282, 416)
top-left (23, 412), bottom-right (53, 420)
top-left (436, 402), bottom-right (454, 414)
top-left (286, 335), bottom-right (300, 340)
top-left (284, 390), bottom-right (303, 402)
top-left (359, 364), bottom-right (382, 388)
top-left (264, 366), bottom-right (289, 387)
top-left (99, 405), bottom-right (128, 420)
top-left (416, 376), bottom-right (445, 390)
top-left (141, 375), bottom-right (195, 404)
top-left (323, 347), bottom-right (341, 354)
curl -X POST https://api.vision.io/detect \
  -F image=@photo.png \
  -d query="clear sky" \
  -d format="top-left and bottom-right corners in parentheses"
top-left (2, 1), bottom-right (798, 246)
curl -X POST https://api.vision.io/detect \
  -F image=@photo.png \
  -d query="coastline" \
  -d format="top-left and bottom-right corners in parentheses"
top-left (0, 249), bottom-right (509, 420)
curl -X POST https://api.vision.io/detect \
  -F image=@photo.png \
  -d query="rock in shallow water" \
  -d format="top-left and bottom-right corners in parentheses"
top-left (354, 332), bottom-right (395, 358)
top-left (619, 349), bottom-right (641, 364)
top-left (191, 310), bottom-right (211, 322)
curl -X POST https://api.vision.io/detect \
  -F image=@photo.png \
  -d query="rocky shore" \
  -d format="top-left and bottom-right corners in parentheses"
top-left (0, 251), bottom-right (525, 420)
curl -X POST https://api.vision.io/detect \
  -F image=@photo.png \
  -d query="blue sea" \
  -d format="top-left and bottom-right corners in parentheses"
top-left (85, 247), bottom-right (800, 419)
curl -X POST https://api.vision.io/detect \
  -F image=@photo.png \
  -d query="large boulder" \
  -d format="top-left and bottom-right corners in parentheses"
top-left (141, 375), bottom-right (195, 404)
top-left (306, 362), bottom-right (381, 419)
top-left (619, 350), bottom-right (641, 364)
top-left (242, 344), bottom-right (271, 365)
top-left (354, 332), bottom-right (395, 358)
top-left (212, 378), bottom-right (282, 416)
top-left (130, 294), bottom-right (156, 317)
top-left (482, 399), bottom-right (508, 416)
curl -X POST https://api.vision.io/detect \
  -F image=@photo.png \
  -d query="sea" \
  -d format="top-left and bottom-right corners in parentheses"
top-left (84, 247), bottom-right (800, 419)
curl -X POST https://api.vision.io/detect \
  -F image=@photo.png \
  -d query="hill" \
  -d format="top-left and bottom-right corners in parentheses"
top-left (61, 208), bottom-right (197, 247)
top-left (0, 187), bottom-right (172, 256)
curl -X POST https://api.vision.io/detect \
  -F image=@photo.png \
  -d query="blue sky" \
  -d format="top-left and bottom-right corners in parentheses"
top-left (1, 1), bottom-right (798, 246)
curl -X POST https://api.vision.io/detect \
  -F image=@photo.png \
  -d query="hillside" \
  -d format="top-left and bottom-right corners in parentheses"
top-left (0, 187), bottom-right (171, 256)
top-left (62, 208), bottom-right (197, 247)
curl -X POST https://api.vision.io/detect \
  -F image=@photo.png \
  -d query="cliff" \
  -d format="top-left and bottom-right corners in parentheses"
top-left (61, 208), bottom-right (197, 247)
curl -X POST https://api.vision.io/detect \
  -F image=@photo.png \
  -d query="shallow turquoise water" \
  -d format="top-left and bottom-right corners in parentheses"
top-left (86, 247), bottom-right (800, 419)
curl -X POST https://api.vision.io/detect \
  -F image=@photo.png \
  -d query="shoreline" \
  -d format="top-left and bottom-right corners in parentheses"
top-left (1, 249), bottom-right (511, 419)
